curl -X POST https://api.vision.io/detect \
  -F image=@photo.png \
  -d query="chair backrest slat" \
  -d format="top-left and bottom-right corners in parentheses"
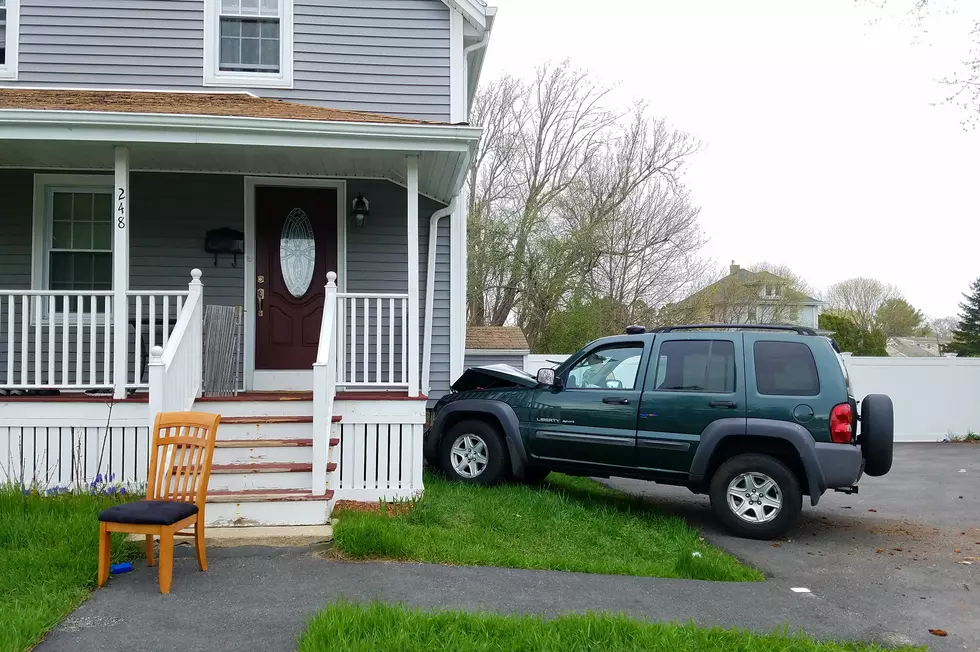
top-left (146, 412), bottom-right (221, 507)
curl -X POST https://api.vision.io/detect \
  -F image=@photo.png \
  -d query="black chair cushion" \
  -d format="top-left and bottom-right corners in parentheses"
top-left (98, 500), bottom-right (199, 525)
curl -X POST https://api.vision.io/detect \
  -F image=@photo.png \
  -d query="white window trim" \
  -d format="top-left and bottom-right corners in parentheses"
top-left (203, 0), bottom-right (294, 89)
top-left (31, 174), bottom-right (114, 322)
top-left (0, 0), bottom-right (20, 81)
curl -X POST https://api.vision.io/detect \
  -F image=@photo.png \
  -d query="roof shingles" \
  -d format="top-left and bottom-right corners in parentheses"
top-left (0, 89), bottom-right (444, 125)
top-left (466, 327), bottom-right (529, 351)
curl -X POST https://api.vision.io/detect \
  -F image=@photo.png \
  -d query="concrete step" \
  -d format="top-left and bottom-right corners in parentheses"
top-left (205, 489), bottom-right (334, 527)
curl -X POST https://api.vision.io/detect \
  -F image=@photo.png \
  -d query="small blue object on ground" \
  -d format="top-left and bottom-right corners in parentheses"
top-left (109, 562), bottom-right (133, 575)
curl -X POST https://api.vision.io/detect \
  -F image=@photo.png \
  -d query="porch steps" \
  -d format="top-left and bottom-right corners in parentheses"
top-left (204, 489), bottom-right (335, 528)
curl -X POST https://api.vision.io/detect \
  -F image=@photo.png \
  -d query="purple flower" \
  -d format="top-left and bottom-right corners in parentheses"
top-left (119, 488), bottom-right (127, 495)
top-left (22, 489), bottom-right (31, 496)
top-left (94, 474), bottom-right (103, 484)
top-left (108, 473), bottom-right (116, 481)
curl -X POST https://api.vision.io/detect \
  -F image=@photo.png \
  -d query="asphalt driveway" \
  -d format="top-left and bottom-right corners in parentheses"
top-left (605, 443), bottom-right (980, 649)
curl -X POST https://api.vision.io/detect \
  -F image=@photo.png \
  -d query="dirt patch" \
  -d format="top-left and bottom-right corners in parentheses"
top-left (333, 500), bottom-right (415, 517)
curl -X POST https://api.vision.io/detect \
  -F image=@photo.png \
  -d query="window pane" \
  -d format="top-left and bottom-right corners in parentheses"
top-left (754, 341), bottom-right (819, 396)
top-left (655, 340), bottom-right (735, 393)
top-left (93, 254), bottom-right (112, 288)
top-left (52, 192), bottom-right (73, 222)
top-left (241, 37), bottom-right (259, 64)
top-left (260, 19), bottom-right (278, 38)
top-left (52, 221), bottom-right (72, 248)
top-left (93, 193), bottom-right (111, 222)
top-left (72, 221), bottom-right (93, 249)
top-left (220, 36), bottom-right (240, 64)
top-left (260, 0), bottom-right (278, 15)
top-left (241, 19), bottom-right (260, 38)
top-left (50, 252), bottom-right (73, 289)
top-left (73, 253), bottom-right (94, 286)
top-left (261, 37), bottom-right (279, 66)
top-left (220, 18), bottom-right (240, 37)
top-left (92, 221), bottom-right (111, 250)
top-left (566, 345), bottom-right (643, 390)
top-left (75, 193), bottom-right (94, 222)
top-left (221, 0), bottom-right (240, 13)
top-left (241, 0), bottom-right (261, 15)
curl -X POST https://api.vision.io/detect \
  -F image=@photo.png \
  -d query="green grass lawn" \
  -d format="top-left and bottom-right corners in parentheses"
top-left (298, 602), bottom-right (917, 652)
top-left (0, 487), bottom-right (140, 652)
top-left (332, 472), bottom-right (762, 582)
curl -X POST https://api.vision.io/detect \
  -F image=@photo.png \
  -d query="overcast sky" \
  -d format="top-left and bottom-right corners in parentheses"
top-left (480, 0), bottom-right (980, 319)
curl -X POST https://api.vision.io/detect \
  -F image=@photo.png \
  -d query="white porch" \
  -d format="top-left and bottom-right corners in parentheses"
top-left (0, 90), bottom-right (480, 523)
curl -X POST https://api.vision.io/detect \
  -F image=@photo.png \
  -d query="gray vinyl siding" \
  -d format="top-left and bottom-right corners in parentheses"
top-left (346, 179), bottom-right (450, 399)
top-left (464, 353), bottom-right (527, 370)
top-left (13, 0), bottom-right (451, 122)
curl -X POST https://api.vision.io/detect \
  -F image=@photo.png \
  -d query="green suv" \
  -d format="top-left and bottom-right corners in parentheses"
top-left (424, 324), bottom-right (894, 539)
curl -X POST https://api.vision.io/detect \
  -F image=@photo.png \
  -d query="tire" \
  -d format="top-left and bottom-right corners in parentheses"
top-left (517, 466), bottom-right (551, 485)
top-left (860, 394), bottom-right (894, 477)
top-left (709, 454), bottom-right (803, 540)
top-left (439, 419), bottom-right (509, 485)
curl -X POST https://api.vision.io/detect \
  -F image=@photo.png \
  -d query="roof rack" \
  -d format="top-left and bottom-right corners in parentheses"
top-left (649, 324), bottom-right (819, 336)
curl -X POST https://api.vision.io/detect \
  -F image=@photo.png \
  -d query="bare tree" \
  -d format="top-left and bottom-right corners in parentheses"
top-left (748, 262), bottom-right (816, 297)
top-left (825, 277), bottom-right (901, 331)
top-left (931, 315), bottom-right (958, 339)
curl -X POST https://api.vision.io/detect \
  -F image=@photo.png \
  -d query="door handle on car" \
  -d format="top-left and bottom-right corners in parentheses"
top-left (709, 400), bottom-right (737, 409)
top-left (602, 397), bottom-right (630, 405)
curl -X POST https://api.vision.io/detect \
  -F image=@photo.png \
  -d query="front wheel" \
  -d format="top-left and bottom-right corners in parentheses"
top-left (439, 420), bottom-right (509, 485)
top-left (709, 454), bottom-right (802, 540)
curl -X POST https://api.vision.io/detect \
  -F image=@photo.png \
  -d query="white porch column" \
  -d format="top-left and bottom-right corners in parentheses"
top-left (112, 146), bottom-right (130, 399)
top-left (449, 183), bottom-right (468, 383)
top-left (407, 155), bottom-right (420, 397)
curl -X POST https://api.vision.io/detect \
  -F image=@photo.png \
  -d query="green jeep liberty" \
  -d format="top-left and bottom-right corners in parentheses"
top-left (424, 324), bottom-right (894, 540)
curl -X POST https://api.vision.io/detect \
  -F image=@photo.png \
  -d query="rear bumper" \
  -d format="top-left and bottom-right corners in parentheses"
top-left (814, 443), bottom-right (865, 489)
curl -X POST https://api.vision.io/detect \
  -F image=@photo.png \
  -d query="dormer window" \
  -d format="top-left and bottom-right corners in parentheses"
top-left (204, 0), bottom-right (294, 88)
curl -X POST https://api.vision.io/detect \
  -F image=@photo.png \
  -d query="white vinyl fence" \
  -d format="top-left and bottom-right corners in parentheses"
top-left (524, 354), bottom-right (980, 442)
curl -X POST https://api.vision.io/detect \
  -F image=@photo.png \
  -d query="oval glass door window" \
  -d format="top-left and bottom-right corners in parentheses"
top-left (280, 208), bottom-right (316, 298)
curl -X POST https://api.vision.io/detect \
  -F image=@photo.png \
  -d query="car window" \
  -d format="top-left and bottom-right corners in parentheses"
top-left (566, 345), bottom-right (643, 390)
top-left (754, 341), bottom-right (819, 396)
top-left (652, 340), bottom-right (736, 393)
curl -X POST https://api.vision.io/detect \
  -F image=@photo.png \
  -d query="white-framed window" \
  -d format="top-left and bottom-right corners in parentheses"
top-left (204, 0), bottom-right (294, 89)
top-left (31, 175), bottom-right (115, 313)
top-left (0, 0), bottom-right (20, 80)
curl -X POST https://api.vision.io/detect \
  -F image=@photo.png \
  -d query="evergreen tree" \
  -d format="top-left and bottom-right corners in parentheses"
top-left (946, 276), bottom-right (980, 357)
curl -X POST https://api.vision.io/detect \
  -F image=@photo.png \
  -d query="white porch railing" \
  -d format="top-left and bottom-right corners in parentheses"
top-left (336, 292), bottom-right (410, 388)
top-left (147, 270), bottom-right (204, 417)
top-left (126, 290), bottom-right (190, 388)
top-left (0, 291), bottom-right (114, 390)
top-left (312, 272), bottom-right (339, 494)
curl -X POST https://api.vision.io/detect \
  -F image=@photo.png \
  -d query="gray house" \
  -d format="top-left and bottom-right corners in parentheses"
top-left (0, 0), bottom-right (496, 527)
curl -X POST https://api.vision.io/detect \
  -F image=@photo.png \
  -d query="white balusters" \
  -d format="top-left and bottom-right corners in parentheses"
top-left (147, 270), bottom-right (204, 420)
top-left (334, 292), bottom-right (410, 388)
top-left (125, 290), bottom-right (190, 388)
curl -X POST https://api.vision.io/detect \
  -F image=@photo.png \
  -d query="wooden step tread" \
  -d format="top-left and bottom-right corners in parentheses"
top-left (208, 462), bottom-right (337, 474)
top-left (207, 488), bottom-right (334, 503)
top-left (215, 439), bottom-right (314, 449)
top-left (198, 392), bottom-right (312, 402)
top-left (219, 415), bottom-right (342, 425)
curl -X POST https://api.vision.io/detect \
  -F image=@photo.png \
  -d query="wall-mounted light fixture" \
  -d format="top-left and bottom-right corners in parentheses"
top-left (352, 193), bottom-right (370, 228)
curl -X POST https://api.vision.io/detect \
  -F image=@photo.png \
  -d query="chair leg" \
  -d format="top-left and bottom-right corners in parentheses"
top-left (194, 519), bottom-right (207, 572)
top-left (97, 522), bottom-right (111, 588)
top-left (158, 531), bottom-right (174, 595)
top-left (145, 535), bottom-right (155, 567)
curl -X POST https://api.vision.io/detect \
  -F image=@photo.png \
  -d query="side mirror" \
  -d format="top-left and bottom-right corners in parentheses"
top-left (536, 368), bottom-right (563, 388)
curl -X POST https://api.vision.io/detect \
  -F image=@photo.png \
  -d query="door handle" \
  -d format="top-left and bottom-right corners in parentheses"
top-left (256, 288), bottom-right (265, 318)
top-left (602, 397), bottom-right (630, 405)
top-left (709, 400), bottom-right (737, 409)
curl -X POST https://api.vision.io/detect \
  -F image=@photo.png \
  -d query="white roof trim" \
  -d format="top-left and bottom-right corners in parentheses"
top-left (442, 0), bottom-right (488, 31)
top-left (0, 108), bottom-right (482, 153)
top-left (465, 349), bottom-right (529, 356)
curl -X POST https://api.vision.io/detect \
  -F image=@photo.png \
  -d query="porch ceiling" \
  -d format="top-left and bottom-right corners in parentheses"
top-left (0, 140), bottom-right (463, 203)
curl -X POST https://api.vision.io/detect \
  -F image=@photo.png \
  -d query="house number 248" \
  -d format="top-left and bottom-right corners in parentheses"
top-left (116, 187), bottom-right (126, 229)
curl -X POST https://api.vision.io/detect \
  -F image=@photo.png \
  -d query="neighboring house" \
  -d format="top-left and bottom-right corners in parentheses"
top-left (670, 262), bottom-right (824, 329)
top-left (0, 0), bottom-right (496, 526)
top-left (886, 336), bottom-right (950, 358)
top-left (464, 326), bottom-right (530, 370)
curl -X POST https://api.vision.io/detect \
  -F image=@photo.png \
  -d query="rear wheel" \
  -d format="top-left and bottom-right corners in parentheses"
top-left (709, 454), bottom-right (802, 540)
top-left (440, 420), bottom-right (508, 485)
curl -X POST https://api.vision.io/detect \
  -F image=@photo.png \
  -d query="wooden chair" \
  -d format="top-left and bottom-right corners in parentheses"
top-left (97, 411), bottom-right (221, 594)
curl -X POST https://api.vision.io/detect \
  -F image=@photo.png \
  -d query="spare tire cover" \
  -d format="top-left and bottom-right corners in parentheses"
top-left (860, 394), bottom-right (894, 477)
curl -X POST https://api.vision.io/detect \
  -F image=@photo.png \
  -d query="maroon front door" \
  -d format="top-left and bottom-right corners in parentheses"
top-left (255, 186), bottom-right (338, 370)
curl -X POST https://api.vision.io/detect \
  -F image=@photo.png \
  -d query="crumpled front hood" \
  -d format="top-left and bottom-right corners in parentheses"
top-left (450, 364), bottom-right (538, 392)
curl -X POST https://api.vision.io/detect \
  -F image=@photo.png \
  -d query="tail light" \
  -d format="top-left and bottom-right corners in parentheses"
top-left (830, 403), bottom-right (854, 444)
